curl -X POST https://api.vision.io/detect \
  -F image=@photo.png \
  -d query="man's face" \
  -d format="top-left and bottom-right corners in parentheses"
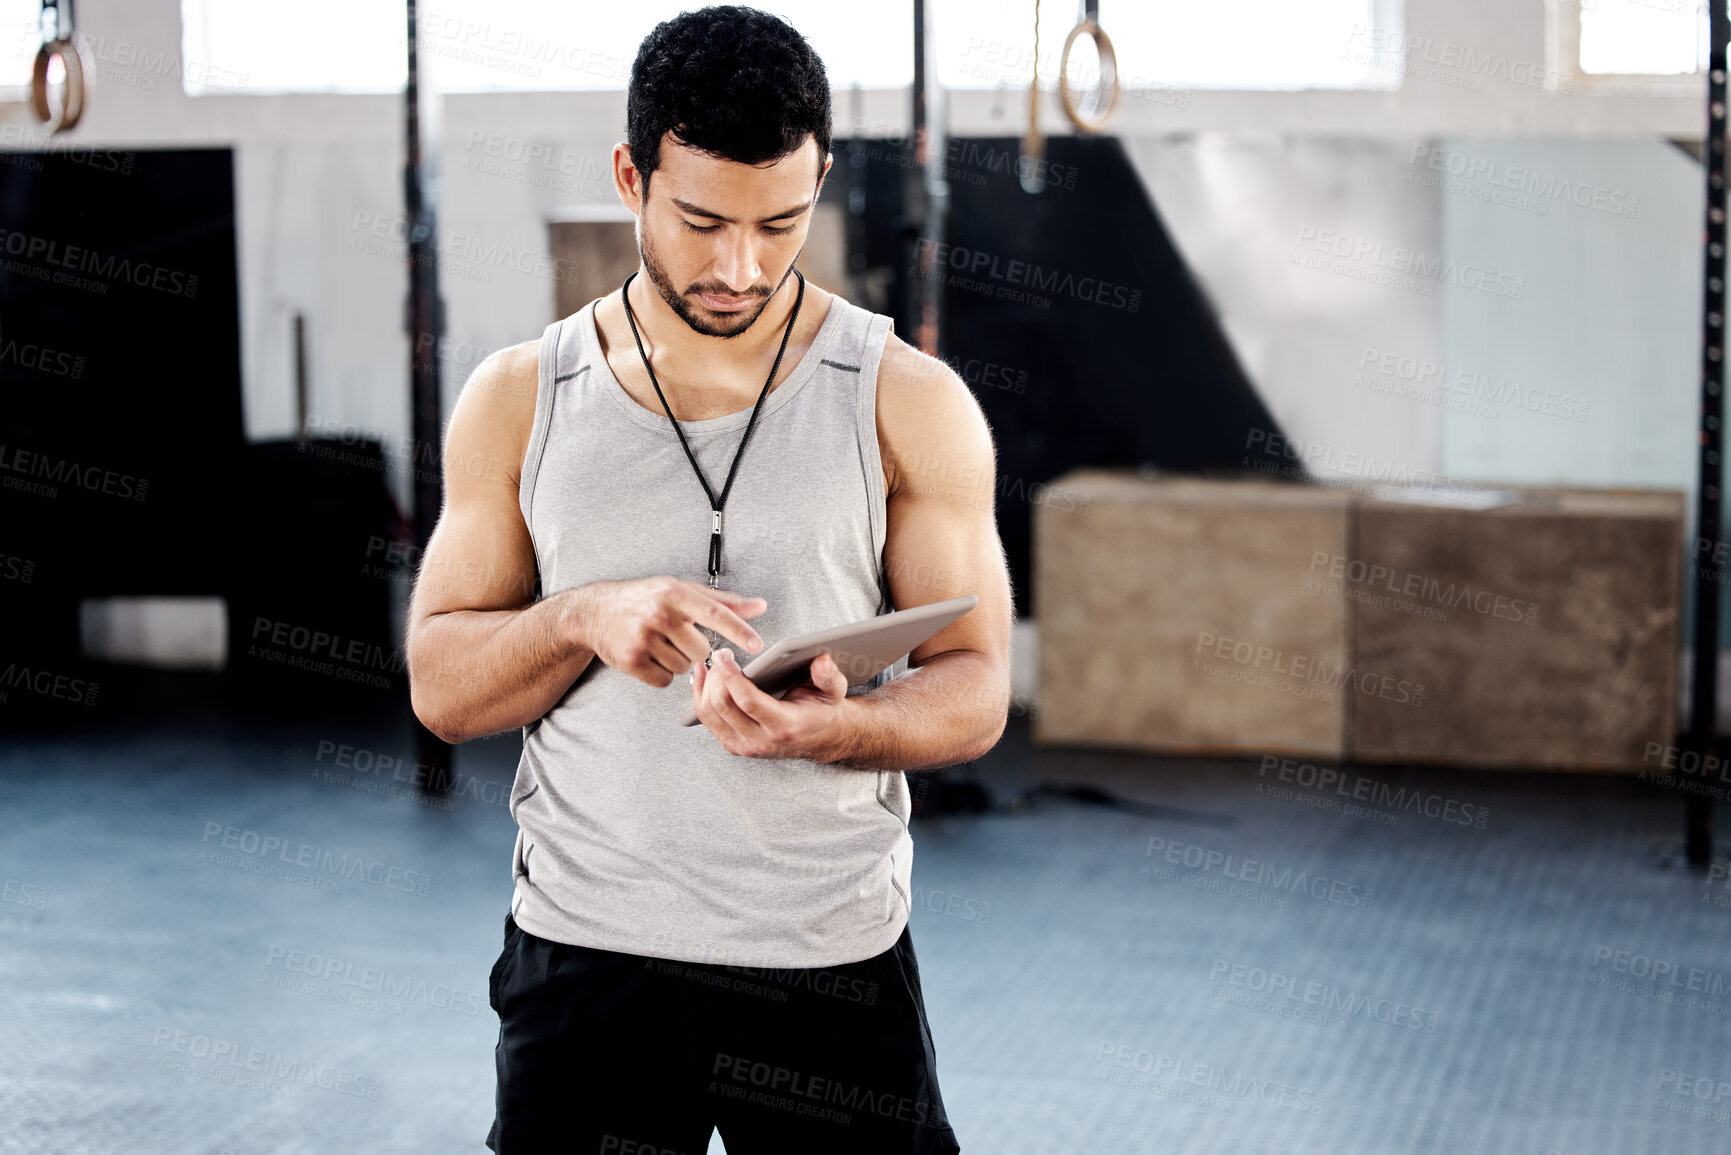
top-left (629, 134), bottom-right (829, 339)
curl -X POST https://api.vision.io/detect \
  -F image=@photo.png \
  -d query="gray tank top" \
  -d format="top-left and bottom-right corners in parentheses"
top-left (506, 289), bottom-right (915, 969)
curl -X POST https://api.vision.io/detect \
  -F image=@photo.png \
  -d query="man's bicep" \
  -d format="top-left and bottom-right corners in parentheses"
top-left (884, 488), bottom-right (1011, 670)
top-left (412, 496), bottom-right (538, 617)
top-left (879, 355), bottom-right (1014, 671)
top-left (409, 348), bottom-right (540, 621)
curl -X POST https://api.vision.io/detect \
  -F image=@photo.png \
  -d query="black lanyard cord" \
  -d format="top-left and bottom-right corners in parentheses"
top-left (620, 269), bottom-right (807, 588)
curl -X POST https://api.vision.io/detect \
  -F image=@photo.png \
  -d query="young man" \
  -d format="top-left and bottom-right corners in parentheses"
top-left (405, 7), bottom-right (1012, 1153)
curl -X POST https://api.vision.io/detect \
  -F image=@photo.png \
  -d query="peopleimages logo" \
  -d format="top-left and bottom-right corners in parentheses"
top-left (1194, 631), bottom-right (1426, 707)
top-left (1408, 145), bottom-right (1639, 220)
top-left (1294, 227), bottom-right (1526, 299)
top-left (1655, 1067), bottom-right (1731, 1105)
top-left (1343, 23), bottom-right (1573, 94)
top-left (148, 1028), bottom-right (382, 1099)
top-left (247, 616), bottom-right (406, 690)
top-left (347, 211), bottom-right (584, 285)
top-left (198, 821), bottom-right (432, 895)
top-left (1207, 959), bottom-right (1441, 1032)
top-left (1243, 428), bottom-right (1488, 504)
top-left (66, 34), bottom-right (249, 93)
top-left (913, 239), bottom-right (1142, 312)
top-left (0, 123), bottom-right (137, 174)
top-left (1357, 345), bottom-right (1588, 423)
top-left (312, 739), bottom-right (509, 808)
top-left (1143, 836), bottom-right (1375, 910)
top-left (0, 227), bottom-right (198, 296)
top-left (0, 338), bottom-right (86, 379)
top-left (412, 8), bottom-right (633, 82)
top-left (1307, 550), bottom-right (1540, 627)
top-left (1591, 946), bottom-right (1731, 998)
top-left (0, 663), bottom-right (99, 706)
top-left (941, 353), bottom-right (1030, 395)
top-left (1258, 756), bottom-right (1490, 829)
top-left (264, 944), bottom-right (485, 1016)
top-left (711, 1053), bottom-right (948, 1129)
top-left (2, 878), bottom-right (48, 910)
top-left (0, 444), bottom-right (148, 502)
top-left (1093, 1044), bottom-right (1326, 1115)
top-left (1643, 740), bottom-right (1731, 786)
top-left (711, 962), bottom-right (881, 1005)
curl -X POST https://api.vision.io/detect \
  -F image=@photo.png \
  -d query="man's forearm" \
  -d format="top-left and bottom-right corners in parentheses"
top-left (813, 651), bottom-right (1009, 773)
top-left (409, 588), bottom-right (595, 744)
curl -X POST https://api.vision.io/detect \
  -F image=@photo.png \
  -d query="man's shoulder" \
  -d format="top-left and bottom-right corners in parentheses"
top-left (444, 338), bottom-right (542, 485)
top-left (463, 338), bottom-right (541, 407)
top-left (872, 331), bottom-right (995, 501)
top-left (876, 330), bottom-right (975, 412)
top-left (485, 336), bottom-right (542, 374)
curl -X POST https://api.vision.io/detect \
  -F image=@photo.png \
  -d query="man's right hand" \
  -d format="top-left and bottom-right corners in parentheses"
top-left (579, 577), bottom-right (767, 689)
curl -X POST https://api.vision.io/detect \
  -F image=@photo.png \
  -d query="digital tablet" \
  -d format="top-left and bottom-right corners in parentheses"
top-left (680, 595), bottom-right (979, 726)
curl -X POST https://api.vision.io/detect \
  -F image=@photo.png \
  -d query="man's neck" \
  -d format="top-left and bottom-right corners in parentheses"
top-left (626, 267), bottom-right (802, 373)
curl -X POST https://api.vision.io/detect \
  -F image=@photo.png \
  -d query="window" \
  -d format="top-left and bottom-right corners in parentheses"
top-left (181, 0), bottom-right (1404, 97)
top-left (1578, 0), bottom-right (1706, 76)
top-left (2, 0), bottom-right (44, 91)
top-left (182, 0), bottom-right (404, 93)
top-left (181, 0), bottom-right (914, 95)
top-left (937, 0), bottom-right (1404, 93)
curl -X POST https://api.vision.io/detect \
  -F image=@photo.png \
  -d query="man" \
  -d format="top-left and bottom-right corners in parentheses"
top-left (406, 7), bottom-right (1012, 1153)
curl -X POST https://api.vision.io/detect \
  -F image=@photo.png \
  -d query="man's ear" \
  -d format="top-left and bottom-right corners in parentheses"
top-left (814, 150), bottom-right (834, 202)
top-left (613, 142), bottom-right (645, 217)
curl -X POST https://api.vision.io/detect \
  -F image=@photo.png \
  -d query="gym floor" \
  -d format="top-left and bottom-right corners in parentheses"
top-left (3, 690), bottom-right (1724, 1155)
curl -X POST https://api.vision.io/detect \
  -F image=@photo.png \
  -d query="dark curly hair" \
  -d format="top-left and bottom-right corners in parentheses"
top-left (627, 6), bottom-right (832, 194)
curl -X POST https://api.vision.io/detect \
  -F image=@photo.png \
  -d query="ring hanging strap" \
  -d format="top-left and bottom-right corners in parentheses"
top-left (1058, 3), bottom-right (1119, 135)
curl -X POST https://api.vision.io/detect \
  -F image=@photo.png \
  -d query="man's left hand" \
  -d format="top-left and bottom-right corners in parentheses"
top-left (690, 648), bottom-right (852, 760)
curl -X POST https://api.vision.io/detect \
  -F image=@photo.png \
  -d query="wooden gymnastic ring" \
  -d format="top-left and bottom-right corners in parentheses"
top-left (32, 37), bottom-right (90, 133)
top-left (1057, 19), bottom-right (1119, 135)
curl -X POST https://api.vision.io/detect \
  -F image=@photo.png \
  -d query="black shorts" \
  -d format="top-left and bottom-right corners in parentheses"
top-left (485, 913), bottom-right (962, 1155)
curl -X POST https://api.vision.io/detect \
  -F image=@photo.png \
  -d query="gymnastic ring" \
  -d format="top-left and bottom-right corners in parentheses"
top-left (1057, 19), bottom-right (1119, 135)
top-left (32, 36), bottom-right (91, 133)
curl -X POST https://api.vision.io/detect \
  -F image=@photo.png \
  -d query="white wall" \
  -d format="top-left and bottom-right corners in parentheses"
top-left (1126, 135), bottom-right (1446, 481)
top-left (22, 0), bottom-right (1711, 520)
top-left (237, 141), bottom-right (406, 445)
top-left (1120, 133), bottom-right (1703, 510)
top-left (1437, 138), bottom-right (1701, 494)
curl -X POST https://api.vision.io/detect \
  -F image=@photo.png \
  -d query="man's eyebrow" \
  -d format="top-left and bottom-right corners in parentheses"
top-left (671, 197), bottom-right (812, 224)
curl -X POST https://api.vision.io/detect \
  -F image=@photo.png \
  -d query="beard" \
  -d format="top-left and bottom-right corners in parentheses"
top-left (639, 225), bottom-right (801, 340)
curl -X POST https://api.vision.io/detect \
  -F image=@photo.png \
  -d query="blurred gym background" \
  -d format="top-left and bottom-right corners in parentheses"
top-left (3, 1), bottom-right (1729, 1152)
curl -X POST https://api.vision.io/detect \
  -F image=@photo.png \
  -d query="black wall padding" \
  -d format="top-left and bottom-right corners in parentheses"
top-left (890, 134), bottom-right (1283, 617)
top-left (0, 148), bottom-right (247, 723)
top-left (0, 147), bottom-right (395, 723)
top-left (223, 440), bottom-right (399, 718)
top-left (0, 148), bottom-right (244, 599)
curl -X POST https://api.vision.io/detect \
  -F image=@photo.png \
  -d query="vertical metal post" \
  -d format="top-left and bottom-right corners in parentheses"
top-left (406, 0), bottom-right (451, 794)
top-left (1687, 0), bottom-right (1728, 866)
top-left (905, 0), bottom-right (931, 347)
top-left (292, 313), bottom-right (308, 446)
top-left (915, 0), bottom-right (947, 357)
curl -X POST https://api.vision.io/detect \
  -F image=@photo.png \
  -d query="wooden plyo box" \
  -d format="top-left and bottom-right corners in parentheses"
top-left (1033, 471), bottom-right (1355, 759)
top-left (1349, 488), bottom-right (1685, 770)
top-left (1032, 471), bottom-right (1685, 770)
